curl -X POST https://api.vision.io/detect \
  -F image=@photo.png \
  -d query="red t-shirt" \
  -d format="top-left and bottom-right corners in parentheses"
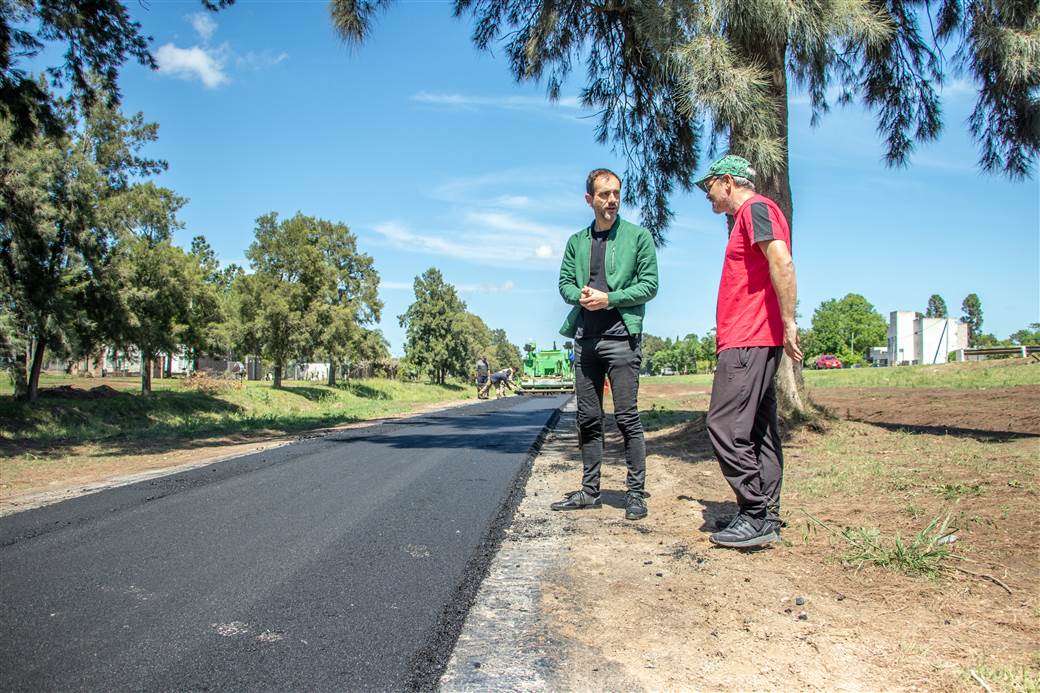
top-left (715, 194), bottom-right (791, 353)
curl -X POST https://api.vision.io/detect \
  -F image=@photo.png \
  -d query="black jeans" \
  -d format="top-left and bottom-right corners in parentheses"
top-left (706, 346), bottom-right (784, 522)
top-left (574, 336), bottom-right (645, 495)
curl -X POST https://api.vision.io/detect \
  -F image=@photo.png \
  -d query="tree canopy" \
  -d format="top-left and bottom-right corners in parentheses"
top-left (806, 293), bottom-right (888, 364)
top-left (331, 0), bottom-right (1038, 242)
top-left (926, 294), bottom-right (949, 318)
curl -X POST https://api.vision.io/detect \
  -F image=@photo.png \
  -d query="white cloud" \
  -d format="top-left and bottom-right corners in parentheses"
top-left (458, 281), bottom-right (515, 294)
top-left (411, 91), bottom-right (587, 122)
top-left (188, 12), bottom-right (217, 42)
top-left (494, 195), bottom-right (530, 208)
top-left (237, 51), bottom-right (290, 70)
top-left (370, 217), bottom-right (567, 268)
top-left (155, 43), bottom-right (229, 88)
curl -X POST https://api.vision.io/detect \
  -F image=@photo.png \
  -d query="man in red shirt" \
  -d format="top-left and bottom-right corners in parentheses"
top-left (696, 155), bottom-right (802, 548)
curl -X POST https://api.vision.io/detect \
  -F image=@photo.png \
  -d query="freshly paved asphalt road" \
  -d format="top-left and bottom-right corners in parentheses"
top-left (0, 394), bottom-right (568, 692)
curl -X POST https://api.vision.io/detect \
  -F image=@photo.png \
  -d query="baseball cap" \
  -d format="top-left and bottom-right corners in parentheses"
top-left (694, 155), bottom-right (756, 192)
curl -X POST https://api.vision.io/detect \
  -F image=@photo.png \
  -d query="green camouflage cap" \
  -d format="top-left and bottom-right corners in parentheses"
top-left (694, 155), bottom-right (755, 192)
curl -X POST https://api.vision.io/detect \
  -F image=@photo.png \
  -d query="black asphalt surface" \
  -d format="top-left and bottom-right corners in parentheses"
top-left (0, 394), bottom-right (568, 692)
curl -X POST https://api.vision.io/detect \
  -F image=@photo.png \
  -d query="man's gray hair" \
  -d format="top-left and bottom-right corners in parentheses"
top-left (732, 176), bottom-right (755, 191)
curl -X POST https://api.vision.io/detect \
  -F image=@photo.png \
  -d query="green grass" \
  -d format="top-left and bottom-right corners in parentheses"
top-left (642, 373), bottom-right (713, 387)
top-left (840, 514), bottom-right (954, 578)
top-left (963, 661), bottom-right (1040, 693)
top-left (803, 358), bottom-right (1040, 389)
top-left (0, 375), bottom-right (470, 446)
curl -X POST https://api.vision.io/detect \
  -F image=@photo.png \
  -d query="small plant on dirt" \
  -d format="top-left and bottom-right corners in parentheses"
top-left (904, 501), bottom-right (925, 519)
top-left (1008, 479), bottom-right (1023, 488)
top-left (963, 661), bottom-right (1040, 693)
top-left (934, 482), bottom-right (985, 500)
top-left (840, 514), bottom-right (954, 578)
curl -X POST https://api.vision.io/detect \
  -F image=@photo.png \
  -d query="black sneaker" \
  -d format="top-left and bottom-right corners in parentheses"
top-left (550, 490), bottom-right (602, 511)
top-left (624, 492), bottom-right (648, 520)
top-left (709, 514), bottom-right (779, 548)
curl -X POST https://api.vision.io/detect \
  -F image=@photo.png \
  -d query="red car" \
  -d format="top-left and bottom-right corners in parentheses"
top-left (814, 354), bottom-right (843, 369)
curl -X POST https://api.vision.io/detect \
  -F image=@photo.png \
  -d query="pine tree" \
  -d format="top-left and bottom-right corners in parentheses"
top-left (961, 293), bottom-right (984, 346)
top-left (926, 294), bottom-right (949, 318)
top-left (398, 268), bottom-right (471, 384)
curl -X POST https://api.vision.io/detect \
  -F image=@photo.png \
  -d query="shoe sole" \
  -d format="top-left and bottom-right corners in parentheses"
top-left (709, 531), bottom-right (780, 548)
top-left (625, 511), bottom-right (648, 520)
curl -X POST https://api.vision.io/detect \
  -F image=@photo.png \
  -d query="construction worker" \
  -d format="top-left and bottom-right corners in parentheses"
top-left (475, 355), bottom-right (490, 399)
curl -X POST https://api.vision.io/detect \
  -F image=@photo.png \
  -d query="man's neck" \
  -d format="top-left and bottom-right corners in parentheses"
top-left (593, 217), bottom-right (615, 232)
top-left (726, 189), bottom-right (757, 214)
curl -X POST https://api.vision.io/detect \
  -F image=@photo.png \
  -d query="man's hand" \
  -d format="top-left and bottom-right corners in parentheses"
top-left (783, 320), bottom-right (803, 362)
top-left (579, 286), bottom-right (610, 311)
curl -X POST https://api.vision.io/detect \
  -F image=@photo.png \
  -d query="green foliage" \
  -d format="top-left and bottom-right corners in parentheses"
top-left (0, 0), bottom-right (230, 144)
top-left (803, 358), bottom-right (1040, 389)
top-left (1009, 323), bottom-right (1040, 345)
top-left (0, 94), bottom-right (169, 399)
top-left (925, 294), bottom-right (948, 318)
top-left (808, 293), bottom-right (887, 361)
top-left (398, 268), bottom-right (471, 384)
top-left (961, 293), bottom-right (984, 346)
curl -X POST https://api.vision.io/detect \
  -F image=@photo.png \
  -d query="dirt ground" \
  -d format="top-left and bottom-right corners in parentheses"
top-left (528, 382), bottom-right (1039, 691)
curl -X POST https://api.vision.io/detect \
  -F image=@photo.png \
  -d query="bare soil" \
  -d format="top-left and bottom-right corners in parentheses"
top-left (531, 382), bottom-right (1039, 691)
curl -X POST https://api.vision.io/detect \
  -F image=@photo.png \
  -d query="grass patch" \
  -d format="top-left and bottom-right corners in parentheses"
top-left (934, 481), bottom-right (985, 500)
top-left (963, 661), bottom-right (1040, 693)
top-left (0, 376), bottom-right (471, 447)
top-left (803, 358), bottom-right (1040, 389)
top-left (839, 514), bottom-right (955, 578)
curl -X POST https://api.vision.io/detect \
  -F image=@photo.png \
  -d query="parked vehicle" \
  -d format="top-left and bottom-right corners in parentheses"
top-left (814, 354), bottom-right (843, 369)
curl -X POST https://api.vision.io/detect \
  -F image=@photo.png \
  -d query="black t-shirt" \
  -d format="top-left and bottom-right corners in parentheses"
top-left (575, 228), bottom-right (628, 339)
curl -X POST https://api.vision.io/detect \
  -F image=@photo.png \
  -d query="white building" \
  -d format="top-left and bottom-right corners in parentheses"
top-left (882, 311), bottom-right (969, 365)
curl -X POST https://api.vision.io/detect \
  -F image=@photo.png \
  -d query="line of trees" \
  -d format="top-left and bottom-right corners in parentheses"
top-left (398, 268), bottom-right (521, 384)
top-left (641, 333), bottom-right (717, 375)
top-left (1, 92), bottom-right (521, 399)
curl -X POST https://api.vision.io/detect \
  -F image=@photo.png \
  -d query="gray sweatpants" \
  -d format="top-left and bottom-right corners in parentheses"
top-left (706, 346), bottom-right (784, 522)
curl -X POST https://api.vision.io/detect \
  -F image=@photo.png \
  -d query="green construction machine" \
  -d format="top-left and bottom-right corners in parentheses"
top-left (519, 341), bottom-right (575, 395)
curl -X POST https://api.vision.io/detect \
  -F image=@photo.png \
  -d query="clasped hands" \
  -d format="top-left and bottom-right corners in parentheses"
top-left (579, 286), bottom-right (610, 311)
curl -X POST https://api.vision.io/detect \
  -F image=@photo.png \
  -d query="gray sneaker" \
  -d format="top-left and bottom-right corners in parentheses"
top-left (550, 490), bottom-right (602, 511)
top-left (709, 514), bottom-right (779, 548)
top-left (624, 492), bottom-right (648, 520)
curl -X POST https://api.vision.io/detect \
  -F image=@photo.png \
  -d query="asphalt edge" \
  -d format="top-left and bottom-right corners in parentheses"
top-left (404, 396), bottom-right (570, 692)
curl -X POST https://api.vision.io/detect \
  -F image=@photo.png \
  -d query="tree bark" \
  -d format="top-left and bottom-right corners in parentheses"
top-left (328, 361), bottom-right (337, 387)
top-left (273, 363), bottom-right (283, 389)
top-left (141, 354), bottom-right (152, 395)
top-left (730, 34), bottom-right (812, 419)
top-left (26, 336), bottom-right (46, 401)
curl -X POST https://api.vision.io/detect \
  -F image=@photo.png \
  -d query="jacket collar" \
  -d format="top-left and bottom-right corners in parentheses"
top-left (584, 216), bottom-right (622, 238)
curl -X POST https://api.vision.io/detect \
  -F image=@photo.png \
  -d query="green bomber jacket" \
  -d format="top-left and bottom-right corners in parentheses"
top-left (558, 216), bottom-right (659, 338)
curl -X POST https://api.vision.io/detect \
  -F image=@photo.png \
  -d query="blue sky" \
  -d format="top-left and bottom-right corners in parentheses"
top-left (107, 1), bottom-right (1039, 355)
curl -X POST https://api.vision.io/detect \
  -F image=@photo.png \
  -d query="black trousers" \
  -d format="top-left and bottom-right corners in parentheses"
top-left (706, 346), bottom-right (784, 522)
top-left (574, 336), bottom-right (645, 495)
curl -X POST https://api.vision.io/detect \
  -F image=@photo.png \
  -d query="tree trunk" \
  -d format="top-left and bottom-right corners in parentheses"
top-left (327, 361), bottom-right (337, 387)
top-left (273, 363), bottom-right (283, 389)
top-left (25, 335), bottom-right (46, 401)
top-left (141, 354), bottom-right (152, 395)
top-left (730, 34), bottom-right (812, 419)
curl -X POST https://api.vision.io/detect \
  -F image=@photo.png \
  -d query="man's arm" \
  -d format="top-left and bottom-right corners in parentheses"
top-left (757, 238), bottom-right (802, 362)
top-left (558, 236), bottom-right (583, 306)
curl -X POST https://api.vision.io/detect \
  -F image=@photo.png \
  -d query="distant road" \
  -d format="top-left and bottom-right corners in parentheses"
top-left (0, 394), bottom-right (568, 692)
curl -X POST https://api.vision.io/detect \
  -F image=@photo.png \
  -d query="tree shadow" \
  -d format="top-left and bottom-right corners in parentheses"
top-left (279, 385), bottom-right (337, 403)
top-left (840, 417), bottom-right (1038, 441)
top-left (340, 382), bottom-right (391, 400)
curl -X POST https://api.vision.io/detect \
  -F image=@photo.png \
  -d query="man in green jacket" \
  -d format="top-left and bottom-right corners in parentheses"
top-left (550, 168), bottom-right (659, 520)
